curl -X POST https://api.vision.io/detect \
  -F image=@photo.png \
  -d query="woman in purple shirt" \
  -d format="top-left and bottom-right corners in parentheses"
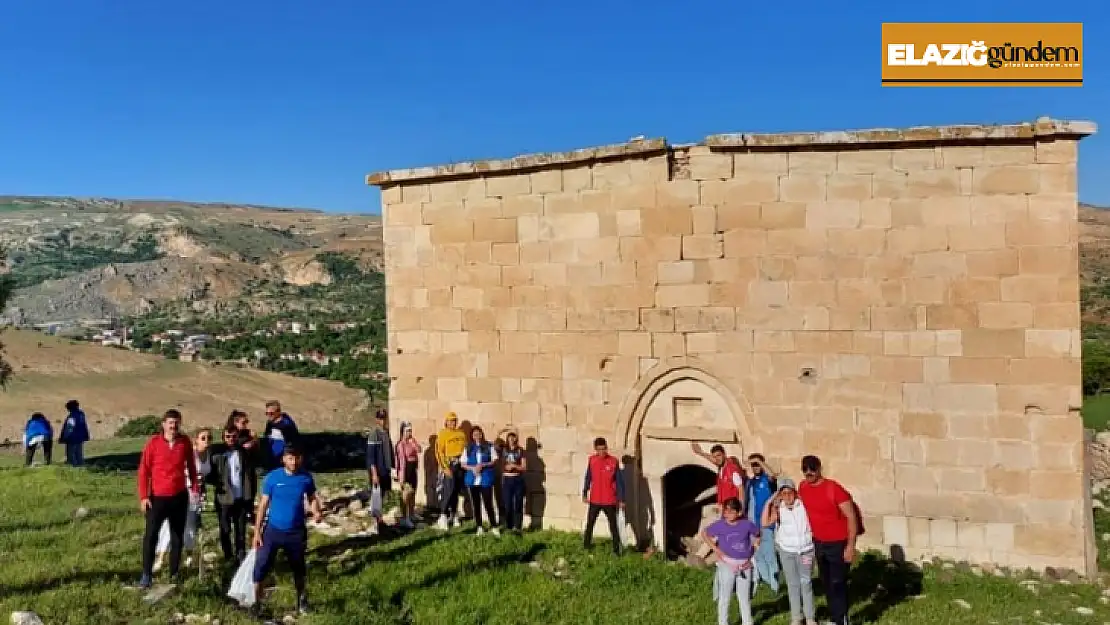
top-left (702, 497), bottom-right (761, 625)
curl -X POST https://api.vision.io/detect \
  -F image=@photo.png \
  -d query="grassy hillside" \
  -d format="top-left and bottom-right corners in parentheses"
top-left (0, 329), bottom-right (368, 441)
top-left (2, 441), bottom-right (1109, 625)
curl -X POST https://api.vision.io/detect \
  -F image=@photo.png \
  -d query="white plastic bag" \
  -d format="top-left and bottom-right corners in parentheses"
top-left (227, 548), bottom-right (258, 607)
top-left (370, 485), bottom-right (383, 518)
top-left (616, 508), bottom-right (633, 546)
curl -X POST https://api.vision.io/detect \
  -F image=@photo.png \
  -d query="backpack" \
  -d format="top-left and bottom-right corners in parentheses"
top-left (828, 480), bottom-right (866, 537)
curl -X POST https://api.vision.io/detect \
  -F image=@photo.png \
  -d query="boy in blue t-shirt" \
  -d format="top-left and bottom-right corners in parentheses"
top-left (250, 444), bottom-right (322, 616)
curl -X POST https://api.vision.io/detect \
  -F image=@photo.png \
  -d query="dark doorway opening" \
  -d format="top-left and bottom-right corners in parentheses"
top-left (662, 463), bottom-right (718, 559)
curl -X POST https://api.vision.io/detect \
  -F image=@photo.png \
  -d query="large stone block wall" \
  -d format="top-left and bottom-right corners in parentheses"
top-left (368, 118), bottom-right (1097, 573)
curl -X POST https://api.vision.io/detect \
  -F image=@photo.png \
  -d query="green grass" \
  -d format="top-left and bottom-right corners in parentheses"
top-left (1085, 394), bottom-right (1110, 431)
top-left (2, 441), bottom-right (1110, 624)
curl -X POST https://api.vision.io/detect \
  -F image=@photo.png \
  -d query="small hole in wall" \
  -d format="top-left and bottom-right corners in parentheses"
top-left (798, 368), bottom-right (818, 384)
top-left (599, 357), bottom-right (612, 371)
top-left (396, 348), bottom-right (403, 354)
top-left (1024, 404), bottom-right (1043, 415)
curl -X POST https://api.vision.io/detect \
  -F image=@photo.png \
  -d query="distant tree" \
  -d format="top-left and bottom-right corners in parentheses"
top-left (0, 253), bottom-right (11, 387)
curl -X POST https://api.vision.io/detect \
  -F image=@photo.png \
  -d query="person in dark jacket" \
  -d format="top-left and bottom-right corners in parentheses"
top-left (366, 409), bottom-right (394, 529)
top-left (23, 412), bottom-right (54, 466)
top-left (582, 437), bottom-right (625, 555)
top-left (262, 400), bottom-right (300, 469)
top-left (209, 424), bottom-right (258, 563)
top-left (58, 399), bottom-right (90, 467)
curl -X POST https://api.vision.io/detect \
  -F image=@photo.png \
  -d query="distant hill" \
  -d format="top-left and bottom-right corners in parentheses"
top-left (0, 328), bottom-right (369, 441)
top-left (0, 196), bottom-right (382, 325)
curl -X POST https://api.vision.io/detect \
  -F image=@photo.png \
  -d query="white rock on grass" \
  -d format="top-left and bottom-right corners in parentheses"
top-left (952, 599), bottom-right (972, 610)
top-left (1075, 606), bottom-right (1094, 616)
top-left (74, 507), bottom-right (89, 519)
top-left (10, 612), bottom-right (44, 625)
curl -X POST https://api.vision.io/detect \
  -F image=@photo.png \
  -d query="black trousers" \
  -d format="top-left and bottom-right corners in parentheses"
top-left (814, 539), bottom-right (850, 624)
top-left (468, 485), bottom-right (497, 527)
top-left (583, 503), bottom-right (621, 554)
top-left (444, 464), bottom-right (465, 518)
top-left (501, 476), bottom-right (526, 530)
top-left (25, 440), bottom-right (52, 466)
top-left (142, 491), bottom-right (189, 578)
top-left (215, 499), bottom-right (251, 560)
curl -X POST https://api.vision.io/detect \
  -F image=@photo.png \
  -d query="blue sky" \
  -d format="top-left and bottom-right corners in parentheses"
top-left (0, 1), bottom-right (1104, 214)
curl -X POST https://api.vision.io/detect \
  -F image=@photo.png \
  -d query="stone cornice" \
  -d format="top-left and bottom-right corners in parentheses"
top-left (365, 117), bottom-right (1096, 187)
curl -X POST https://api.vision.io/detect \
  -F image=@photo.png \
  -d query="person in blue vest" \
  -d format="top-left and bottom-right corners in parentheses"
top-left (58, 399), bottom-right (90, 467)
top-left (744, 453), bottom-right (780, 595)
top-left (262, 400), bottom-right (300, 469)
top-left (461, 425), bottom-right (500, 536)
top-left (23, 412), bottom-right (54, 466)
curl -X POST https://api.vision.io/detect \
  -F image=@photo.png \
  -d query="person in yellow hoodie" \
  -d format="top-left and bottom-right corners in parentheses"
top-left (434, 412), bottom-right (468, 530)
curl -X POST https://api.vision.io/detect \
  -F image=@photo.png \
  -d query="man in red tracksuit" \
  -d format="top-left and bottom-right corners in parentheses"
top-left (582, 437), bottom-right (625, 555)
top-left (136, 409), bottom-right (200, 588)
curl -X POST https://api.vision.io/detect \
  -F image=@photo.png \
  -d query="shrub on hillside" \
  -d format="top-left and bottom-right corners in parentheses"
top-left (115, 415), bottom-right (162, 438)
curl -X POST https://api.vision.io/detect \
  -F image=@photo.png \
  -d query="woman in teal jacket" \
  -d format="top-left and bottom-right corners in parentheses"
top-left (461, 426), bottom-right (499, 536)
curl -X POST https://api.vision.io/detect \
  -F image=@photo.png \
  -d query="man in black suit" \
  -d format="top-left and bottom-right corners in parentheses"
top-left (209, 424), bottom-right (258, 562)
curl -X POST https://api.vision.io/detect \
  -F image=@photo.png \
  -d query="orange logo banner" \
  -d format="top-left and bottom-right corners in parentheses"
top-left (881, 23), bottom-right (1083, 87)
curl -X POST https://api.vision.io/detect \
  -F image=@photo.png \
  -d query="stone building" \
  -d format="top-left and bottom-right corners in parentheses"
top-left (367, 118), bottom-right (1097, 574)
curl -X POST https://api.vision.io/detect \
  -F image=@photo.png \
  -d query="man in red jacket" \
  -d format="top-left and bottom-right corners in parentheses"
top-left (582, 437), bottom-right (625, 555)
top-left (691, 442), bottom-right (746, 515)
top-left (136, 409), bottom-right (200, 588)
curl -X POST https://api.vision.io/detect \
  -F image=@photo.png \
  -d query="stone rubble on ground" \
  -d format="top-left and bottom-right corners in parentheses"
top-left (10, 612), bottom-right (44, 625)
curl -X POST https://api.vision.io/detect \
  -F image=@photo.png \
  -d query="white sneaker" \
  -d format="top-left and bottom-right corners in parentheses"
top-left (436, 515), bottom-right (449, 531)
top-left (476, 527), bottom-right (485, 536)
top-left (451, 517), bottom-right (461, 529)
top-left (491, 527), bottom-right (501, 537)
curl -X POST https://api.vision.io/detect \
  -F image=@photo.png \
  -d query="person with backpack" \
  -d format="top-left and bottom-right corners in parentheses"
top-left (22, 412), bottom-right (54, 466)
top-left (59, 399), bottom-right (90, 467)
top-left (796, 455), bottom-right (861, 625)
top-left (762, 477), bottom-right (817, 625)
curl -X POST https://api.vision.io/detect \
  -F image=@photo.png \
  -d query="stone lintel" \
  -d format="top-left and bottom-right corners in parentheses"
top-left (365, 118), bottom-right (1096, 187)
top-left (639, 426), bottom-right (737, 443)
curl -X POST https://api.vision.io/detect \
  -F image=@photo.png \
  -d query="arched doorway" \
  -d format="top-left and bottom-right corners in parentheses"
top-left (662, 464), bottom-right (717, 559)
top-left (612, 359), bottom-right (758, 554)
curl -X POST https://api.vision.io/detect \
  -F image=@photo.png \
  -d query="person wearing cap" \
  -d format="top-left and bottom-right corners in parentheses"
top-left (434, 412), bottom-right (467, 530)
top-left (394, 421), bottom-right (422, 529)
top-left (762, 477), bottom-right (816, 625)
top-left (250, 443), bottom-right (323, 617)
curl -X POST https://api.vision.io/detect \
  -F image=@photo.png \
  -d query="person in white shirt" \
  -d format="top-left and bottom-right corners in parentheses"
top-left (761, 478), bottom-right (816, 625)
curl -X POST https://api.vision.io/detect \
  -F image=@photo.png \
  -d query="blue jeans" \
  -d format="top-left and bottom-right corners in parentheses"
top-left (753, 527), bottom-right (780, 593)
top-left (502, 475), bottom-right (526, 530)
top-left (65, 443), bottom-right (84, 467)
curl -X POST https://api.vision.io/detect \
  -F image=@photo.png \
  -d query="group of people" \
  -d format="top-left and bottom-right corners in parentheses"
top-left (134, 401), bottom-right (313, 617)
top-left (21, 399), bottom-right (91, 467)
top-left (363, 410), bottom-right (532, 536)
top-left (695, 443), bottom-right (862, 625)
top-left (25, 399), bottom-right (860, 624)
